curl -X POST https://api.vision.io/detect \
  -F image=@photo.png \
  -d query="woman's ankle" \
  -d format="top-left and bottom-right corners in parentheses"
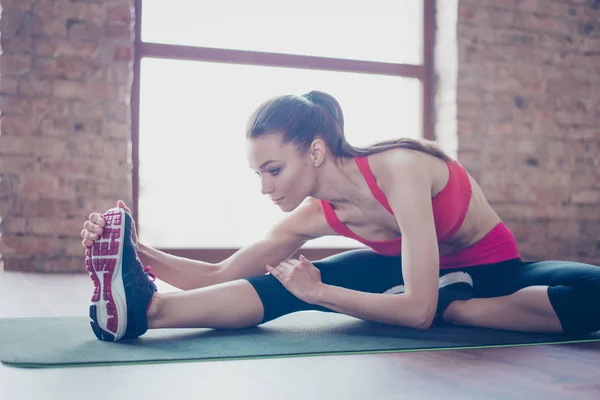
top-left (442, 299), bottom-right (468, 325)
top-left (146, 292), bottom-right (161, 328)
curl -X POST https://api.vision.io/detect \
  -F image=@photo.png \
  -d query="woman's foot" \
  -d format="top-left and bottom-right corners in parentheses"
top-left (436, 272), bottom-right (474, 317)
top-left (85, 207), bottom-right (157, 341)
top-left (384, 271), bottom-right (474, 317)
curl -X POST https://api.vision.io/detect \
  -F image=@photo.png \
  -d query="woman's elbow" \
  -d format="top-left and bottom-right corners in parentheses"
top-left (410, 304), bottom-right (436, 330)
top-left (412, 316), bottom-right (434, 330)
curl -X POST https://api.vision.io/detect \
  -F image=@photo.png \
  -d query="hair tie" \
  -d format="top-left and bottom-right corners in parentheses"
top-left (302, 93), bottom-right (313, 103)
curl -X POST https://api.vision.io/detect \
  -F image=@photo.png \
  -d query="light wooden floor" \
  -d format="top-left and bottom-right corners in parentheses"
top-left (1, 268), bottom-right (599, 400)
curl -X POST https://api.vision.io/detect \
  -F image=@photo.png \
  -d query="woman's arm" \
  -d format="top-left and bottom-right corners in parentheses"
top-left (314, 156), bottom-right (439, 328)
top-left (319, 153), bottom-right (440, 328)
top-left (315, 286), bottom-right (431, 329)
top-left (217, 198), bottom-right (331, 282)
top-left (140, 198), bottom-right (329, 291)
top-left (136, 244), bottom-right (222, 290)
top-left (380, 152), bottom-right (441, 327)
top-left (137, 231), bottom-right (304, 291)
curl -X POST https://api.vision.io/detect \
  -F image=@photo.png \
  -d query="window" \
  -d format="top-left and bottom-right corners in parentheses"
top-left (134, 0), bottom-right (435, 258)
top-left (142, 0), bottom-right (423, 64)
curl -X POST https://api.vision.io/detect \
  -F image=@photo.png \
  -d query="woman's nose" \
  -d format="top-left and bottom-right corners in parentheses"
top-left (260, 178), bottom-right (274, 195)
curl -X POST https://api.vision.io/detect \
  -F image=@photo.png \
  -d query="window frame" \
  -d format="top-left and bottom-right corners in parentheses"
top-left (131, 0), bottom-right (436, 261)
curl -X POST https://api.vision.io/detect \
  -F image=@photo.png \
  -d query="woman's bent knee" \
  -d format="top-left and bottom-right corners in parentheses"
top-left (245, 274), bottom-right (323, 323)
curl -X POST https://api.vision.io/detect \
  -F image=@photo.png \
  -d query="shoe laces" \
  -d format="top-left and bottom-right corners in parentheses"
top-left (143, 265), bottom-right (156, 282)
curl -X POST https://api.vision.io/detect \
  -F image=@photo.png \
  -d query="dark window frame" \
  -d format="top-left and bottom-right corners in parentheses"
top-left (131, 0), bottom-right (436, 261)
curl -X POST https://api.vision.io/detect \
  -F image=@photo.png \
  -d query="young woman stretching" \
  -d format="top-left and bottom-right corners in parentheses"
top-left (81, 91), bottom-right (600, 341)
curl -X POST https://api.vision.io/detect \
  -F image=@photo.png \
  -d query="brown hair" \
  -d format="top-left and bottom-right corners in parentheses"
top-left (246, 90), bottom-right (451, 162)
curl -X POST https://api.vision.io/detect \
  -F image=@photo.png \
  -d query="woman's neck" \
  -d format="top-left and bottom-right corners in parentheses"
top-left (311, 156), bottom-right (368, 207)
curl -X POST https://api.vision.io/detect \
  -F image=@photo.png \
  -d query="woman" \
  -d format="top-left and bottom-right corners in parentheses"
top-left (81, 91), bottom-right (600, 342)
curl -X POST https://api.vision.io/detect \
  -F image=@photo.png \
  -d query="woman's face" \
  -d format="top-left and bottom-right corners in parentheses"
top-left (246, 135), bottom-right (316, 212)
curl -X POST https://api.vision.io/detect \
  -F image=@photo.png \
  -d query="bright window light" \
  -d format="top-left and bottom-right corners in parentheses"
top-left (141, 0), bottom-right (423, 64)
top-left (138, 58), bottom-right (421, 248)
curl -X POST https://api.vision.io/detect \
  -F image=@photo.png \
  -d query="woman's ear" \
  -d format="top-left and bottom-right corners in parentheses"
top-left (310, 139), bottom-right (326, 167)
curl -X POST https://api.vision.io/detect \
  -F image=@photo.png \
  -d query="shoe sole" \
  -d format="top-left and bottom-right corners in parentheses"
top-left (439, 271), bottom-right (473, 288)
top-left (383, 271), bottom-right (473, 295)
top-left (383, 284), bottom-right (406, 295)
top-left (86, 208), bottom-right (128, 341)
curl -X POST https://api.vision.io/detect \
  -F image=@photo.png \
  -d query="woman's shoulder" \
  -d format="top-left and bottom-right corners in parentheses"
top-left (369, 147), bottom-right (422, 165)
top-left (368, 148), bottom-right (431, 181)
top-left (369, 146), bottom-right (454, 168)
top-left (367, 148), bottom-right (453, 196)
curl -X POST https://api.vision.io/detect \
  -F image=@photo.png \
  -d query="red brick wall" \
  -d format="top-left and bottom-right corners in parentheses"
top-left (0, 0), bottom-right (598, 272)
top-left (453, 0), bottom-right (600, 264)
top-left (0, 0), bottom-right (134, 272)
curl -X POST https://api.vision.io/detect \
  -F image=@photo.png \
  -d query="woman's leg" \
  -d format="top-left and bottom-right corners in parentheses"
top-left (90, 209), bottom-right (408, 340)
top-left (442, 259), bottom-right (600, 334)
top-left (146, 248), bottom-right (477, 330)
top-left (148, 249), bottom-right (404, 329)
top-left (443, 285), bottom-right (563, 333)
top-left (147, 280), bottom-right (266, 329)
top-left (248, 249), bottom-right (404, 324)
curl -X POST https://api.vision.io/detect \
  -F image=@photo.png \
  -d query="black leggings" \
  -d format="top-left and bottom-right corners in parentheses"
top-left (245, 249), bottom-right (600, 335)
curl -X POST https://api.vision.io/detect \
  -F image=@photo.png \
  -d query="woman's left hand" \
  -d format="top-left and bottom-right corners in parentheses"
top-left (266, 255), bottom-right (324, 304)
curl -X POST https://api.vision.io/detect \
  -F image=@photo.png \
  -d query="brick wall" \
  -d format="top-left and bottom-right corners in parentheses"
top-left (0, 0), bottom-right (134, 272)
top-left (449, 0), bottom-right (600, 264)
top-left (0, 0), bottom-right (598, 272)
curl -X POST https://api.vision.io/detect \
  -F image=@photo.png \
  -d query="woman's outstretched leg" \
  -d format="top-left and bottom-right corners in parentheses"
top-left (145, 248), bottom-right (404, 332)
top-left (146, 280), bottom-right (264, 329)
top-left (146, 248), bottom-right (470, 333)
top-left (86, 207), bottom-right (302, 341)
top-left (87, 211), bottom-right (404, 342)
top-left (144, 248), bottom-right (399, 331)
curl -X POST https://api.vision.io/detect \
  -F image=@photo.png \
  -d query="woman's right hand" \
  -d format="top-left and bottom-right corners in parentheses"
top-left (81, 200), bottom-right (138, 249)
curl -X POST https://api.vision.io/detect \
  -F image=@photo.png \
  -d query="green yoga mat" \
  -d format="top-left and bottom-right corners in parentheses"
top-left (1, 312), bottom-right (598, 368)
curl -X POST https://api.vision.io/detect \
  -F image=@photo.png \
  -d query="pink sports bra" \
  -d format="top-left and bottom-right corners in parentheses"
top-left (319, 156), bottom-right (471, 255)
top-left (319, 156), bottom-right (520, 268)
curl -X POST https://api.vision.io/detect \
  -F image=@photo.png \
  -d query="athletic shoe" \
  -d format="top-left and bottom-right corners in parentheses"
top-left (85, 207), bottom-right (157, 341)
top-left (436, 271), bottom-right (474, 317)
top-left (383, 271), bottom-right (474, 317)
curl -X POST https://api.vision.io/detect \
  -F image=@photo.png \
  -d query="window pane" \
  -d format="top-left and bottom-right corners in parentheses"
top-left (138, 58), bottom-right (421, 249)
top-left (142, 0), bottom-right (423, 65)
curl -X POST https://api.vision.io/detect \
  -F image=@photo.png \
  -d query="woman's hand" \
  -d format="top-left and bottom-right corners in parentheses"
top-left (81, 200), bottom-right (138, 248)
top-left (266, 255), bottom-right (324, 304)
